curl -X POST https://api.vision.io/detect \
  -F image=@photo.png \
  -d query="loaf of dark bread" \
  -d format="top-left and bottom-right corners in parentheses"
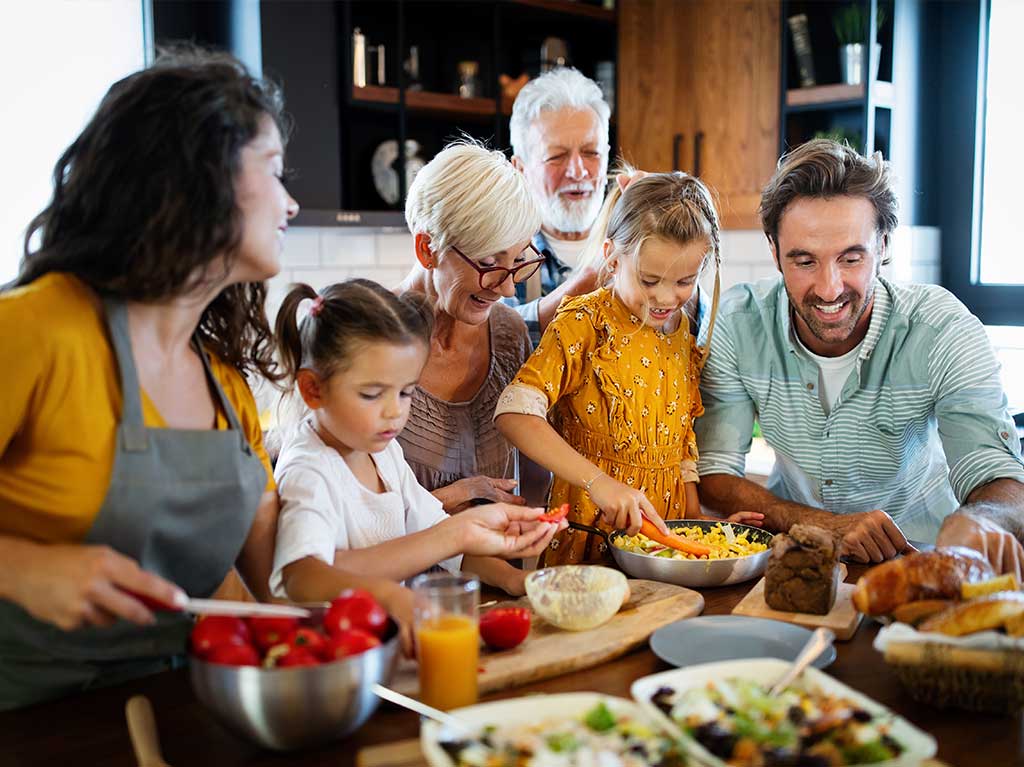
top-left (764, 524), bottom-right (840, 615)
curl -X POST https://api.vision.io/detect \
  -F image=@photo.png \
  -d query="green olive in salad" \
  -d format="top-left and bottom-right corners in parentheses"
top-left (650, 679), bottom-right (904, 766)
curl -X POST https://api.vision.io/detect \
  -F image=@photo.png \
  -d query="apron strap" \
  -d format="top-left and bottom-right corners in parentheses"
top-left (103, 299), bottom-right (148, 452)
top-left (194, 341), bottom-right (253, 455)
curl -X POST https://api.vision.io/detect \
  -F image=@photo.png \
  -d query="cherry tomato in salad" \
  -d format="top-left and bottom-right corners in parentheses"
top-left (479, 607), bottom-right (531, 650)
top-left (205, 642), bottom-right (260, 667)
top-left (288, 626), bottom-right (328, 659)
top-left (189, 615), bottom-right (251, 659)
top-left (323, 629), bottom-right (381, 660)
top-left (324, 590), bottom-right (388, 639)
top-left (537, 503), bottom-right (570, 524)
top-left (246, 616), bottom-right (300, 651)
top-left (264, 642), bottom-right (321, 668)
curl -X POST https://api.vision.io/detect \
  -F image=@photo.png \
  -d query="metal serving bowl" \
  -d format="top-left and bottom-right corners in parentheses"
top-left (189, 623), bottom-right (400, 751)
top-left (572, 519), bottom-right (775, 588)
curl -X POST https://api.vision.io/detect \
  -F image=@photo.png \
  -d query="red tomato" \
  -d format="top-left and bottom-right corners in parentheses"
top-left (205, 642), bottom-right (260, 667)
top-left (263, 642), bottom-right (321, 668)
top-left (324, 590), bottom-right (388, 639)
top-left (537, 503), bottom-right (570, 524)
top-left (246, 616), bottom-right (300, 651)
top-left (288, 626), bottom-right (328, 659)
top-left (190, 616), bottom-right (251, 659)
top-left (322, 629), bottom-right (381, 660)
top-left (479, 607), bottom-right (531, 650)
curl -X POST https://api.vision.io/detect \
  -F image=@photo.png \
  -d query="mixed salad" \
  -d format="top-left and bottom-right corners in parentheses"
top-left (615, 523), bottom-right (769, 561)
top-left (438, 701), bottom-right (689, 767)
top-left (651, 678), bottom-right (904, 766)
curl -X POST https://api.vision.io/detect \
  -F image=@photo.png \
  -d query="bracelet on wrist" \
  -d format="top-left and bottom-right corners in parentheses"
top-left (583, 470), bottom-right (605, 495)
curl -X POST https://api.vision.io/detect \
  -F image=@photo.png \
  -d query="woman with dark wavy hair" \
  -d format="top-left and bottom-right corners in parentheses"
top-left (0, 47), bottom-right (297, 709)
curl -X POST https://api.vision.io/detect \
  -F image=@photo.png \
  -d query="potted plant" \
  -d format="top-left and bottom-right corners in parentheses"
top-left (833, 3), bottom-right (886, 85)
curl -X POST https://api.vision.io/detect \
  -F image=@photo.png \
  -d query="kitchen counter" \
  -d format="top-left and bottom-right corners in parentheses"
top-left (1, 564), bottom-right (1018, 767)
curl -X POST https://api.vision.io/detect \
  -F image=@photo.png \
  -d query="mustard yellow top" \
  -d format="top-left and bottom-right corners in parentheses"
top-left (0, 273), bottom-right (274, 543)
top-left (495, 287), bottom-right (704, 565)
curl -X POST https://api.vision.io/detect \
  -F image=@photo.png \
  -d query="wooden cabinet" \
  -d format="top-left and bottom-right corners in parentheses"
top-left (618, 0), bottom-right (780, 229)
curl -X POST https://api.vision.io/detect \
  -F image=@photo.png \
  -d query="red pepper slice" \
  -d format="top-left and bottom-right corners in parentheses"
top-left (537, 503), bottom-right (570, 524)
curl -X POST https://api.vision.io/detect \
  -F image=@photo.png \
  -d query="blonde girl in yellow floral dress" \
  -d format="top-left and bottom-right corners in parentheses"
top-left (495, 172), bottom-right (762, 565)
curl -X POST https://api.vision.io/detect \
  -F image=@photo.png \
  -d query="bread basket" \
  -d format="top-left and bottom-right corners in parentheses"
top-left (883, 638), bottom-right (1024, 714)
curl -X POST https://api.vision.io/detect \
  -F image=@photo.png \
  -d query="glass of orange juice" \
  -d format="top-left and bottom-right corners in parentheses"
top-left (411, 572), bottom-right (480, 710)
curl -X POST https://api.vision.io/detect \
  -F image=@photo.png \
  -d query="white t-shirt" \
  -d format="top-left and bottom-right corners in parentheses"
top-left (270, 419), bottom-right (462, 597)
top-left (544, 231), bottom-right (589, 269)
top-left (794, 332), bottom-right (863, 414)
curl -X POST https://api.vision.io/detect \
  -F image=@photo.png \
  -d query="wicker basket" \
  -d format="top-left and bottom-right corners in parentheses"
top-left (884, 640), bottom-right (1024, 714)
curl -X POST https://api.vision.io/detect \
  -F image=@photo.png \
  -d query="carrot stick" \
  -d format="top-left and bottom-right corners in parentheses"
top-left (639, 518), bottom-right (712, 558)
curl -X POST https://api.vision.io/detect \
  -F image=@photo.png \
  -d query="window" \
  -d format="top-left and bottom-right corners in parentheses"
top-left (977, 0), bottom-right (1023, 287)
top-left (0, 1), bottom-right (147, 284)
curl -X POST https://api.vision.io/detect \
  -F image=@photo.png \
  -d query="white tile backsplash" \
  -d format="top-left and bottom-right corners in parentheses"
top-left (376, 232), bottom-right (416, 265)
top-left (280, 228), bottom-right (320, 268)
top-left (320, 232), bottom-right (377, 266)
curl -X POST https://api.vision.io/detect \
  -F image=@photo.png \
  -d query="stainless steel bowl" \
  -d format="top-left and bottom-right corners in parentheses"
top-left (189, 626), bottom-right (399, 751)
top-left (573, 519), bottom-right (775, 588)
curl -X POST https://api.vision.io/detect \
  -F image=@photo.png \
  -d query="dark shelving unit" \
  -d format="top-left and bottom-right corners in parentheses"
top-left (259, 0), bottom-right (617, 227)
top-left (779, 0), bottom-right (894, 158)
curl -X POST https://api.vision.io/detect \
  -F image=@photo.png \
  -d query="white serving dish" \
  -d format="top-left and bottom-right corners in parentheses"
top-left (630, 657), bottom-right (937, 767)
top-left (421, 692), bottom-right (661, 767)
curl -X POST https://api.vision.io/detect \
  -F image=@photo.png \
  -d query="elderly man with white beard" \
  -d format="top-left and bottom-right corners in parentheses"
top-left (507, 68), bottom-right (608, 346)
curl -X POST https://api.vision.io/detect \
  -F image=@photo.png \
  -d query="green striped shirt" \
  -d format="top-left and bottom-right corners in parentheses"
top-left (695, 276), bottom-right (1024, 542)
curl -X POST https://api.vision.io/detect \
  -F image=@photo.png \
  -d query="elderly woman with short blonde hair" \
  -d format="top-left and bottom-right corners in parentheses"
top-left (398, 142), bottom-right (543, 512)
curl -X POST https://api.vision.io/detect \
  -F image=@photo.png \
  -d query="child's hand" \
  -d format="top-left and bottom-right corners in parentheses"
top-left (725, 511), bottom-right (765, 527)
top-left (588, 474), bottom-right (665, 536)
top-left (456, 504), bottom-right (566, 558)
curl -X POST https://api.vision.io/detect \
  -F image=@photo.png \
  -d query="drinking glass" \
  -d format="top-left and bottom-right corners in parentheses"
top-left (411, 572), bottom-right (480, 710)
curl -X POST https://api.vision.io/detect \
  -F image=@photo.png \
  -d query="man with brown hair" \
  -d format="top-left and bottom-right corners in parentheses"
top-left (695, 139), bottom-right (1024, 576)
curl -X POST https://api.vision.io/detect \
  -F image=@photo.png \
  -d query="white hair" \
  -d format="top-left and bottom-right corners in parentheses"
top-left (405, 141), bottom-right (541, 258)
top-left (509, 67), bottom-right (611, 161)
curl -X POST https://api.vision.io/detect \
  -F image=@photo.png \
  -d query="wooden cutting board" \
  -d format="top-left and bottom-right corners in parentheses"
top-left (356, 738), bottom-right (954, 767)
top-left (731, 563), bottom-right (863, 641)
top-left (390, 579), bottom-right (703, 697)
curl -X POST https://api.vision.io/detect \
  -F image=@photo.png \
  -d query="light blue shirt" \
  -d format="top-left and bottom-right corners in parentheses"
top-left (696, 276), bottom-right (1024, 543)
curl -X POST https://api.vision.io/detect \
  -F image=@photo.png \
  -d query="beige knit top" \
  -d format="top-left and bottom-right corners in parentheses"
top-left (398, 303), bottom-right (532, 492)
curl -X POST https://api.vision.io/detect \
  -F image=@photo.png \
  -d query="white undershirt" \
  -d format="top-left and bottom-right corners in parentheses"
top-left (794, 332), bottom-right (863, 414)
top-left (544, 232), bottom-right (589, 269)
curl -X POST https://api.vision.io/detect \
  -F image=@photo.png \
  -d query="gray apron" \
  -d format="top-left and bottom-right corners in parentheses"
top-left (0, 298), bottom-right (267, 710)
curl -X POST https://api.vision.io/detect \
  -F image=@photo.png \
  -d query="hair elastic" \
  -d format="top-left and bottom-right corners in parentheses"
top-left (309, 295), bottom-right (325, 317)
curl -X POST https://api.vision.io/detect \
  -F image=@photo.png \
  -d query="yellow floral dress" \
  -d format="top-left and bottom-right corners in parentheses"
top-left (495, 287), bottom-right (704, 566)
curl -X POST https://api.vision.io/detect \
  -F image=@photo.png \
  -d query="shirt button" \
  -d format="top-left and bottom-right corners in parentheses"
top-left (824, 479), bottom-right (834, 486)
top-left (1001, 431), bottom-right (1010, 440)
top-left (806, 383), bottom-right (815, 391)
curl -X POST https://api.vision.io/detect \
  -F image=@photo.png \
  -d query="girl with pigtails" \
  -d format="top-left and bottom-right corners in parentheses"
top-left (496, 172), bottom-right (762, 566)
top-left (268, 279), bottom-right (564, 644)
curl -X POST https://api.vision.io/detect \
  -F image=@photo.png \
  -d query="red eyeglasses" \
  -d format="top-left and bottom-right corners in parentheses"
top-left (450, 243), bottom-right (546, 291)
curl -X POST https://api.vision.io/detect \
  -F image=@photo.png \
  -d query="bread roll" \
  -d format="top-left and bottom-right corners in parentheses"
top-left (919, 591), bottom-right (1024, 636)
top-left (890, 599), bottom-right (954, 627)
top-left (852, 547), bottom-right (995, 616)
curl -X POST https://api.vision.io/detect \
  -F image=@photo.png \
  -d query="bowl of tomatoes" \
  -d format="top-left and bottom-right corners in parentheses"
top-left (188, 590), bottom-right (399, 750)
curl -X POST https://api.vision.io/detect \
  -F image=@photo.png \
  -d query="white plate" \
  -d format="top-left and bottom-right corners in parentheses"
top-left (421, 692), bottom-right (664, 767)
top-left (631, 658), bottom-right (937, 767)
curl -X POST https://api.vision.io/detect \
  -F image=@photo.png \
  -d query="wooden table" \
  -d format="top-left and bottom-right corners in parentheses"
top-left (2, 567), bottom-right (1020, 767)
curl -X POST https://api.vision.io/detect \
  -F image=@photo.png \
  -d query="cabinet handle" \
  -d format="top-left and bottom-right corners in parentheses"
top-left (672, 133), bottom-right (684, 172)
top-left (694, 131), bottom-right (704, 178)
